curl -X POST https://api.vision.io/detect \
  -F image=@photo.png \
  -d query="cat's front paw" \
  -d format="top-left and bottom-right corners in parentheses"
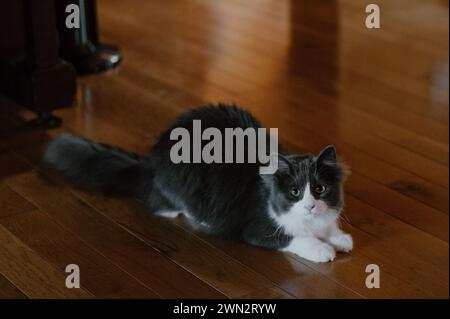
top-left (329, 233), bottom-right (353, 252)
top-left (283, 237), bottom-right (336, 263)
top-left (310, 242), bottom-right (336, 262)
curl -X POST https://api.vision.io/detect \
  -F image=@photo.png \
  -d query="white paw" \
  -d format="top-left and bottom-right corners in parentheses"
top-left (309, 242), bottom-right (336, 262)
top-left (283, 237), bottom-right (336, 263)
top-left (329, 233), bottom-right (353, 252)
top-left (156, 211), bottom-right (181, 218)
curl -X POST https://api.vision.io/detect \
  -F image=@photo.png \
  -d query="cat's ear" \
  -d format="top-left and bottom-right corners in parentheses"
top-left (277, 154), bottom-right (292, 173)
top-left (259, 153), bottom-right (291, 183)
top-left (317, 145), bottom-right (337, 164)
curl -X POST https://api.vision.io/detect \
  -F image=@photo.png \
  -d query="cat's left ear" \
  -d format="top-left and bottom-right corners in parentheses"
top-left (317, 145), bottom-right (337, 164)
top-left (259, 153), bottom-right (290, 183)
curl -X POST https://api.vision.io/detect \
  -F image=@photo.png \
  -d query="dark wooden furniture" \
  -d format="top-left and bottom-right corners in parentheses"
top-left (55, 0), bottom-right (122, 76)
top-left (0, 0), bottom-right (76, 127)
top-left (0, 0), bottom-right (121, 127)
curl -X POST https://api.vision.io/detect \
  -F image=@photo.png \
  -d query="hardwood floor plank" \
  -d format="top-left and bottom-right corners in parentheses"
top-left (75, 192), bottom-right (359, 299)
top-left (2, 158), bottom-right (225, 298)
top-left (0, 184), bottom-right (36, 218)
top-left (345, 226), bottom-right (447, 297)
top-left (0, 103), bottom-right (52, 154)
top-left (345, 196), bottom-right (449, 275)
top-left (229, 0), bottom-right (448, 55)
top-left (199, 0), bottom-right (448, 101)
top-left (0, 274), bottom-right (28, 299)
top-left (0, 142), bottom-right (34, 177)
top-left (73, 192), bottom-right (284, 298)
top-left (266, 82), bottom-right (449, 165)
top-left (172, 214), bottom-right (432, 298)
top-left (0, 209), bottom-right (161, 298)
top-left (100, 0), bottom-right (449, 136)
top-left (0, 224), bottom-right (93, 298)
top-left (100, 3), bottom-right (448, 160)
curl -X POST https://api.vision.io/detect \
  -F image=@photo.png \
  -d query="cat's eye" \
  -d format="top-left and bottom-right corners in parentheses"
top-left (290, 188), bottom-right (301, 198)
top-left (314, 185), bottom-right (326, 194)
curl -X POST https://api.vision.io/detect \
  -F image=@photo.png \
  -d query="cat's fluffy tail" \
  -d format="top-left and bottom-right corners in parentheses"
top-left (42, 133), bottom-right (150, 197)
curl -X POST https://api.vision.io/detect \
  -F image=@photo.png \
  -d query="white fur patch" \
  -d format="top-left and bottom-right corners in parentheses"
top-left (268, 183), bottom-right (338, 237)
top-left (329, 233), bottom-right (353, 252)
top-left (283, 236), bottom-right (336, 262)
top-left (155, 211), bottom-right (182, 218)
top-left (155, 210), bottom-right (210, 229)
top-left (268, 183), bottom-right (352, 262)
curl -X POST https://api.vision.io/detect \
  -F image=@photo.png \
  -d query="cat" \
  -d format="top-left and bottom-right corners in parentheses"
top-left (42, 104), bottom-right (352, 262)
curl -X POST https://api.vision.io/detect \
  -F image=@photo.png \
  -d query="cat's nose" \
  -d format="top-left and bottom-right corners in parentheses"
top-left (306, 203), bottom-right (315, 211)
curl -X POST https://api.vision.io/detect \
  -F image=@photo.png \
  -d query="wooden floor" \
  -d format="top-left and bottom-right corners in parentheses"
top-left (0, 0), bottom-right (448, 298)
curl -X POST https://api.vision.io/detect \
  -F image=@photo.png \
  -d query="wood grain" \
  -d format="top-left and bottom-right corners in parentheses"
top-left (3, 164), bottom-right (225, 298)
top-left (0, 224), bottom-right (93, 298)
top-left (0, 184), bottom-right (36, 218)
top-left (0, 209), bottom-right (161, 298)
top-left (76, 191), bottom-right (359, 299)
top-left (0, 274), bottom-right (27, 299)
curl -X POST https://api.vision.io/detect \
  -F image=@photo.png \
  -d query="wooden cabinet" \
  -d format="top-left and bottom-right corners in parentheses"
top-left (0, 0), bottom-right (121, 127)
top-left (0, 0), bottom-right (76, 121)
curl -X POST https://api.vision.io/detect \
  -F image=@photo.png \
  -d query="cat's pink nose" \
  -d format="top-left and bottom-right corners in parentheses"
top-left (306, 203), bottom-right (315, 211)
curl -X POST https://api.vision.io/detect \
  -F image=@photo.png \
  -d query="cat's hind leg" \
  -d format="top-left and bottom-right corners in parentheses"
top-left (145, 184), bottom-right (195, 220)
top-left (145, 185), bottom-right (182, 218)
top-left (155, 211), bottom-right (182, 218)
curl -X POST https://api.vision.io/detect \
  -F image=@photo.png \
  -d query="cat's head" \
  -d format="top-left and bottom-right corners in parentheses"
top-left (261, 145), bottom-right (348, 236)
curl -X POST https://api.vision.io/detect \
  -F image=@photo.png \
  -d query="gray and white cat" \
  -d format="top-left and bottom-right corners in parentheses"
top-left (43, 104), bottom-right (352, 262)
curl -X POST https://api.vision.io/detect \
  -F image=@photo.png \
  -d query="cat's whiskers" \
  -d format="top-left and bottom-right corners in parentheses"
top-left (266, 223), bottom-right (284, 239)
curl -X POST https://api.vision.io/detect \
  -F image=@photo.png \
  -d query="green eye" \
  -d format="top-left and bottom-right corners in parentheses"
top-left (290, 188), bottom-right (301, 198)
top-left (314, 185), bottom-right (326, 194)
